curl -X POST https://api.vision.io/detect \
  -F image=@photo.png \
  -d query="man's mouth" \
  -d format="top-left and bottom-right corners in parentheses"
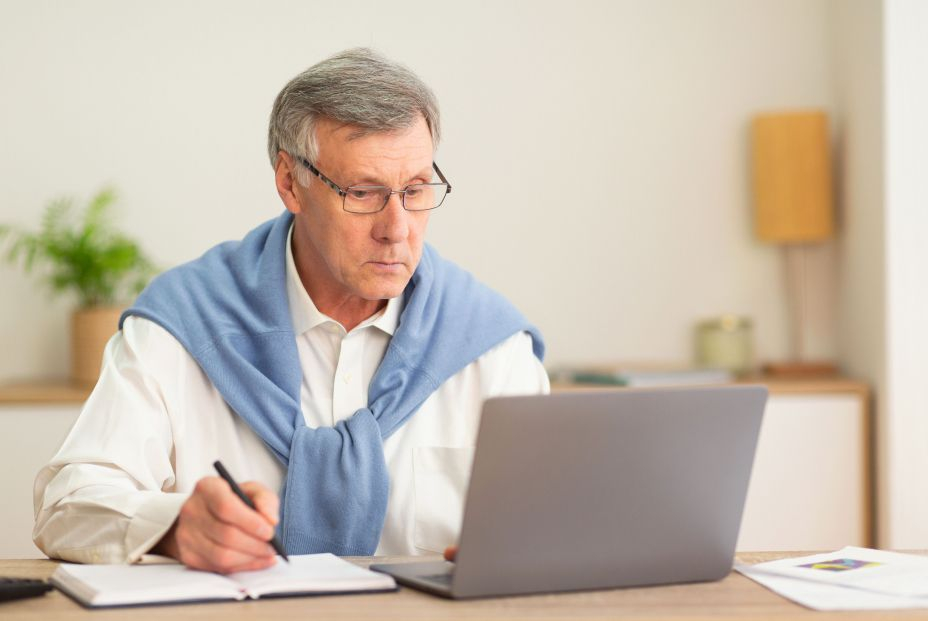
top-left (369, 261), bottom-right (404, 271)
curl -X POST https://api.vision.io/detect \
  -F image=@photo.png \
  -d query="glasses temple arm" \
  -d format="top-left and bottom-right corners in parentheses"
top-left (432, 162), bottom-right (452, 193)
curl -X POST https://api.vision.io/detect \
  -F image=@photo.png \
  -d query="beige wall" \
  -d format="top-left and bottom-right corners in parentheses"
top-left (9, 0), bottom-right (928, 551)
top-left (0, 0), bottom-right (837, 379)
top-left (831, 0), bottom-right (886, 543)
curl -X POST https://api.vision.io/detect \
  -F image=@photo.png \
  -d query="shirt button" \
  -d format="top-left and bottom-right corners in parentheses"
top-left (343, 373), bottom-right (352, 384)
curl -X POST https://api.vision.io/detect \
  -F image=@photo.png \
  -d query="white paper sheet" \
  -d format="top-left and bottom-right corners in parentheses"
top-left (736, 547), bottom-right (928, 611)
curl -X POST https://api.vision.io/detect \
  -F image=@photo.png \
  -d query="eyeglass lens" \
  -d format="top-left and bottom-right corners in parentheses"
top-left (343, 184), bottom-right (448, 213)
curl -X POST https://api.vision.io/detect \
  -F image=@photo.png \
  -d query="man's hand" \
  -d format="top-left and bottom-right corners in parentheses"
top-left (154, 476), bottom-right (280, 574)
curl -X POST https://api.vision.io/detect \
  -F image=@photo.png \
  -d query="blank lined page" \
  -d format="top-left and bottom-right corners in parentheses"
top-left (230, 554), bottom-right (396, 598)
top-left (51, 562), bottom-right (244, 606)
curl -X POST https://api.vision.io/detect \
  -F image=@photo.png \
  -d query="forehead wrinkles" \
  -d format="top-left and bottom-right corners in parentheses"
top-left (343, 159), bottom-right (433, 187)
top-left (321, 130), bottom-right (433, 184)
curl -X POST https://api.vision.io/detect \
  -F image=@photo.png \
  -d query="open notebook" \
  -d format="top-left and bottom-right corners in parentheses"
top-left (51, 553), bottom-right (396, 608)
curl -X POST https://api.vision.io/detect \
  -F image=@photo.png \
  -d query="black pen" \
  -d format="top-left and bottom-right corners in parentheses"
top-left (213, 460), bottom-right (290, 563)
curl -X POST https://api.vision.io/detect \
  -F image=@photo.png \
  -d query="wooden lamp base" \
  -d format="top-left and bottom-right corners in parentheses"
top-left (762, 361), bottom-right (839, 379)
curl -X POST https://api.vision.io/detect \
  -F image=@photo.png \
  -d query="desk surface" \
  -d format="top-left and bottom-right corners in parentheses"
top-left (2, 553), bottom-right (926, 620)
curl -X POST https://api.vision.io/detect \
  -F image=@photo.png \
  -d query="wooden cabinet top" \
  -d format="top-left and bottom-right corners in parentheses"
top-left (0, 380), bottom-right (93, 405)
top-left (1, 376), bottom-right (869, 406)
top-left (552, 376), bottom-right (869, 398)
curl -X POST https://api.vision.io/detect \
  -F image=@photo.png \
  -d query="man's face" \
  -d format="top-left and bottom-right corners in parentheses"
top-left (288, 115), bottom-right (434, 303)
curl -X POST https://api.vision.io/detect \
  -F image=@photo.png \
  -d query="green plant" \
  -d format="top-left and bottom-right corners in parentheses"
top-left (0, 187), bottom-right (157, 308)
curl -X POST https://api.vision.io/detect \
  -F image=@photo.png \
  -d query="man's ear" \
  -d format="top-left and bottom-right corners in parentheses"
top-left (275, 151), bottom-right (303, 215)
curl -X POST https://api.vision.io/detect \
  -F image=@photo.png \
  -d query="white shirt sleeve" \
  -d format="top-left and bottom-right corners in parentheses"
top-left (33, 318), bottom-right (190, 564)
top-left (481, 330), bottom-right (551, 398)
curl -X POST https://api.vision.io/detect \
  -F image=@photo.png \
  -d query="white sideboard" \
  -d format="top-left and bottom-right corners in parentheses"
top-left (736, 379), bottom-right (870, 551)
top-left (0, 378), bottom-right (870, 558)
top-left (0, 382), bottom-right (88, 559)
top-left (553, 377), bottom-right (872, 552)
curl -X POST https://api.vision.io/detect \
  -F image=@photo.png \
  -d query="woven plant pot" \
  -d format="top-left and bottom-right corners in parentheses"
top-left (71, 306), bottom-right (123, 386)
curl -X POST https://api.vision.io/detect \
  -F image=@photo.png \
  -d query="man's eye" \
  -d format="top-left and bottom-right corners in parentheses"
top-left (348, 189), bottom-right (374, 200)
top-left (405, 187), bottom-right (422, 198)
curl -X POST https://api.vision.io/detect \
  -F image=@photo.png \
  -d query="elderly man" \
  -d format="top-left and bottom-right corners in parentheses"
top-left (33, 48), bottom-right (547, 573)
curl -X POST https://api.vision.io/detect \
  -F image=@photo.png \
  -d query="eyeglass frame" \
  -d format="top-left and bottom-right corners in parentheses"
top-left (294, 155), bottom-right (452, 214)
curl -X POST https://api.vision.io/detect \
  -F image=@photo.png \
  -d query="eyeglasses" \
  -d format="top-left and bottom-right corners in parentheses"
top-left (295, 156), bottom-right (452, 214)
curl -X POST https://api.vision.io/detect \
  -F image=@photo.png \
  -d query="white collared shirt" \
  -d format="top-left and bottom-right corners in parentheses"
top-left (33, 226), bottom-right (549, 563)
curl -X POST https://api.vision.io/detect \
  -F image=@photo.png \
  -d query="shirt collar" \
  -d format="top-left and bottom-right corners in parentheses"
top-left (285, 223), bottom-right (402, 337)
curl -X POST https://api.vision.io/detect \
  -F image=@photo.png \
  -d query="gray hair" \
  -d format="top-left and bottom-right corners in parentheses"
top-left (267, 48), bottom-right (441, 182)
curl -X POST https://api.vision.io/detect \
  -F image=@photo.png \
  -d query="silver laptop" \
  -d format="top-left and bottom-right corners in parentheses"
top-left (371, 385), bottom-right (767, 599)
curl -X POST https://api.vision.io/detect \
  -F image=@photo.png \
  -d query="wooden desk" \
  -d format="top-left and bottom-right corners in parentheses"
top-left (2, 553), bottom-right (925, 620)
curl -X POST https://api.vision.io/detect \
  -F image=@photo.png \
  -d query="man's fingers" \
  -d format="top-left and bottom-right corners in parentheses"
top-left (166, 475), bottom-right (282, 573)
top-left (198, 518), bottom-right (276, 559)
top-left (197, 477), bottom-right (276, 540)
top-left (175, 548), bottom-right (212, 573)
top-left (224, 556), bottom-right (278, 575)
top-left (240, 481), bottom-right (280, 527)
top-left (177, 525), bottom-right (268, 574)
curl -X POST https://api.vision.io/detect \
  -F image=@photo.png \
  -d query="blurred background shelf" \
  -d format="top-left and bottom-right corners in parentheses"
top-left (0, 380), bottom-right (93, 405)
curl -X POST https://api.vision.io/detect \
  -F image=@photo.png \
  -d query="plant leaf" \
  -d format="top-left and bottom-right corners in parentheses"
top-left (1, 188), bottom-right (158, 306)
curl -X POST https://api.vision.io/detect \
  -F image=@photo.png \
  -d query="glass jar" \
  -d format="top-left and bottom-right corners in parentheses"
top-left (694, 315), bottom-right (754, 376)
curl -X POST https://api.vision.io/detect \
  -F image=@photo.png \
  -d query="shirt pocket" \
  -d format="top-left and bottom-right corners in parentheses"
top-left (413, 446), bottom-right (475, 553)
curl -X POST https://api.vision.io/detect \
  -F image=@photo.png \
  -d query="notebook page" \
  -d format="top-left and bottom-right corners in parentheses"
top-left (229, 553), bottom-right (395, 598)
top-left (51, 562), bottom-right (245, 606)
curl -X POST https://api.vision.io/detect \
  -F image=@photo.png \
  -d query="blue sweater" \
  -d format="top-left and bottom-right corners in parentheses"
top-left (121, 211), bottom-right (544, 555)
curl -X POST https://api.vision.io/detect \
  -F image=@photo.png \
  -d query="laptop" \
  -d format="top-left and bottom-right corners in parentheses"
top-left (371, 385), bottom-right (767, 599)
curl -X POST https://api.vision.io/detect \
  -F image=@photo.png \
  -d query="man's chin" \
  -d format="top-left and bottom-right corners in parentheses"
top-left (360, 263), bottom-right (413, 297)
top-left (358, 276), bottom-right (411, 301)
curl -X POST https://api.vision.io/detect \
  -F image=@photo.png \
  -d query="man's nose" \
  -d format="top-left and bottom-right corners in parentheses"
top-left (372, 192), bottom-right (409, 243)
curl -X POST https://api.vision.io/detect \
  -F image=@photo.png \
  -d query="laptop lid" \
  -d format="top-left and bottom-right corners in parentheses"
top-left (447, 385), bottom-right (767, 598)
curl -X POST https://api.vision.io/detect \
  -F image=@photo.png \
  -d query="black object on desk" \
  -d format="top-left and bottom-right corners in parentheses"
top-left (213, 460), bottom-right (290, 563)
top-left (0, 577), bottom-right (52, 603)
